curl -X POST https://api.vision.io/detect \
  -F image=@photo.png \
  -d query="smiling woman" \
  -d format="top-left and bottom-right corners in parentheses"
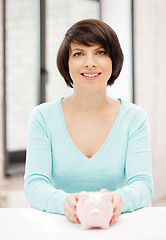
top-left (24, 19), bottom-right (153, 227)
top-left (57, 19), bottom-right (123, 88)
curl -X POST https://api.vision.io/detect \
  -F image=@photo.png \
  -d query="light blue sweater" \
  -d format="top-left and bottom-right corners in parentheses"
top-left (24, 97), bottom-right (154, 215)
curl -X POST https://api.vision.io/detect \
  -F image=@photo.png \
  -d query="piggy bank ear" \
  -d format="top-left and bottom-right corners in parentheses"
top-left (102, 192), bottom-right (112, 201)
top-left (79, 191), bottom-right (89, 201)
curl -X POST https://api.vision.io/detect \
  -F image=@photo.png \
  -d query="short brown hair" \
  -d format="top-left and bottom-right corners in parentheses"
top-left (57, 19), bottom-right (124, 88)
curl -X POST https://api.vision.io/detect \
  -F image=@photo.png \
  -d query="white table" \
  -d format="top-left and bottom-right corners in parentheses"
top-left (0, 207), bottom-right (165, 240)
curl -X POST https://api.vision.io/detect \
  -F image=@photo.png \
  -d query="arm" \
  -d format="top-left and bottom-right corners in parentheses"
top-left (24, 107), bottom-right (68, 215)
top-left (115, 109), bottom-right (154, 213)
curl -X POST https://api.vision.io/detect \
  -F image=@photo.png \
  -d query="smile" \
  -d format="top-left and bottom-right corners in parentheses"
top-left (81, 72), bottom-right (101, 79)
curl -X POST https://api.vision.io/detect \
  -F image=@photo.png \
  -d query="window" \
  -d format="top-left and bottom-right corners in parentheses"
top-left (4, 0), bottom-right (37, 175)
top-left (4, 0), bottom-right (100, 175)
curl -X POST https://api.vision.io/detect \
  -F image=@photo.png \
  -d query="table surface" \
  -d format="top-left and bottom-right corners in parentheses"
top-left (0, 207), bottom-right (166, 240)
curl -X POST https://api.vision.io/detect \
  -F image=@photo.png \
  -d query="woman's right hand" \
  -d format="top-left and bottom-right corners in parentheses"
top-left (63, 192), bottom-right (81, 223)
top-left (100, 188), bottom-right (124, 225)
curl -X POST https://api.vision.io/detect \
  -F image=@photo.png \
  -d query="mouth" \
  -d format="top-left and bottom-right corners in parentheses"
top-left (80, 72), bottom-right (102, 80)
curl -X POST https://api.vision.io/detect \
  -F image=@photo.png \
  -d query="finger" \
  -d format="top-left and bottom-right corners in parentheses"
top-left (66, 193), bottom-right (79, 210)
top-left (100, 188), bottom-right (109, 193)
top-left (110, 207), bottom-right (124, 226)
top-left (113, 204), bottom-right (122, 216)
top-left (64, 201), bottom-right (79, 223)
top-left (110, 208), bottom-right (121, 225)
top-left (115, 198), bottom-right (124, 216)
top-left (63, 201), bottom-right (76, 221)
top-left (110, 214), bottom-right (118, 225)
top-left (64, 210), bottom-right (77, 223)
top-left (109, 194), bottom-right (123, 225)
top-left (112, 193), bottom-right (122, 207)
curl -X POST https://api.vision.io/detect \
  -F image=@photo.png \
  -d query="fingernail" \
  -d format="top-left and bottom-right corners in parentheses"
top-left (74, 205), bottom-right (77, 209)
top-left (74, 213), bottom-right (77, 218)
top-left (113, 207), bottom-right (116, 213)
top-left (109, 219), bottom-right (112, 224)
top-left (77, 218), bottom-right (80, 223)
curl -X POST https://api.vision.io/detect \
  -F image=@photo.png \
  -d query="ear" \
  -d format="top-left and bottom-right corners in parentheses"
top-left (102, 192), bottom-right (112, 201)
top-left (79, 191), bottom-right (89, 201)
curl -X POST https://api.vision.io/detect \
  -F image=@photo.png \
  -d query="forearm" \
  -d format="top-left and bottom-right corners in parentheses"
top-left (117, 109), bottom-right (154, 213)
top-left (114, 178), bottom-right (153, 213)
top-left (24, 175), bottom-right (68, 215)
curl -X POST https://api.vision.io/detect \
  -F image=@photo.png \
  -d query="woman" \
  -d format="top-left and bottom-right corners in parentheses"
top-left (24, 19), bottom-right (153, 226)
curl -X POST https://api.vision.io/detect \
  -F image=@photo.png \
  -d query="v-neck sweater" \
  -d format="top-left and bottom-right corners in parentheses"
top-left (24, 97), bottom-right (153, 215)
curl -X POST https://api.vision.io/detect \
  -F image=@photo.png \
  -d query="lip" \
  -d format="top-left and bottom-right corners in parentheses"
top-left (80, 72), bottom-right (102, 80)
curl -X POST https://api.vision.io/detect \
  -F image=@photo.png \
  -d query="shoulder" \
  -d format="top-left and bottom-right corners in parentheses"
top-left (28, 98), bottom-right (61, 124)
top-left (120, 99), bottom-right (150, 135)
top-left (121, 99), bottom-right (148, 122)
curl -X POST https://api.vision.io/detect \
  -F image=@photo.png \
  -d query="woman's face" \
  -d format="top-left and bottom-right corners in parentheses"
top-left (68, 42), bottom-right (112, 91)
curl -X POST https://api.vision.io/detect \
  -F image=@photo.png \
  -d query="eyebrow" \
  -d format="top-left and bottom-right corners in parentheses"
top-left (70, 46), bottom-right (104, 52)
top-left (70, 48), bottom-right (83, 52)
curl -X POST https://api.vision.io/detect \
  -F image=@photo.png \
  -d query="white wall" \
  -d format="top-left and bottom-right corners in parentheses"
top-left (101, 0), bottom-right (133, 102)
top-left (134, 0), bottom-right (166, 204)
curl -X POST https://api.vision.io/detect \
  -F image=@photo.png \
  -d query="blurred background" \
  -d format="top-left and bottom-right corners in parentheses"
top-left (0, 0), bottom-right (166, 208)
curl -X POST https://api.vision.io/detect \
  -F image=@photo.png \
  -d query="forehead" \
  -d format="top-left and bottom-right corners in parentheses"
top-left (69, 42), bottom-right (103, 51)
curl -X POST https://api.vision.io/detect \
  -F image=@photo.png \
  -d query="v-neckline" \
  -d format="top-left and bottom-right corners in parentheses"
top-left (58, 97), bottom-right (123, 161)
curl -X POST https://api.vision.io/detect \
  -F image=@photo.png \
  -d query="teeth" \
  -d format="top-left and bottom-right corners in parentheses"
top-left (83, 73), bottom-right (99, 77)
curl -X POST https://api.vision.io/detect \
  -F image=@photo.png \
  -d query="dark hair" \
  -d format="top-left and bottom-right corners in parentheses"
top-left (57, 19), bottom-right (124, 88)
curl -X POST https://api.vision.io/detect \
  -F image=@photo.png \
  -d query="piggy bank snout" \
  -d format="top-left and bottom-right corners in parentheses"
top-left (89, 208), bottom-right (101, 216)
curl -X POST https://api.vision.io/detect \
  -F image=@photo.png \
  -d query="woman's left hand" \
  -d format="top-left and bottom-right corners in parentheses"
top-left (100, 188), bottom-right (124, 225)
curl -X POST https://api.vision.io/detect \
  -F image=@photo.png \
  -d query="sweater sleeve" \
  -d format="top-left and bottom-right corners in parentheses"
top-left (114, 109), bottom-right (154, 213)
top-left (24, 107), bottom-right (68, 215)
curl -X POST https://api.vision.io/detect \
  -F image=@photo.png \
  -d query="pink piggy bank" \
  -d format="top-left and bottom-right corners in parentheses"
top-left (76, 191), bottom-right (113, 229)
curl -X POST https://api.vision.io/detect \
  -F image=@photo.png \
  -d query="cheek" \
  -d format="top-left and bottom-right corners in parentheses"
top-left (68, 59), bottom-right (75, 77)
top-left (104, 60), bottom-right (112, 76)
top-left (68, 58), bottom-right (82, 78)
top-left (107, 58), bottom-right (112, 68)
top-left (100, 57), bottom-right (112, 68)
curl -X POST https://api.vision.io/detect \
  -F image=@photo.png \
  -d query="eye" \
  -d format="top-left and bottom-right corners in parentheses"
top-left (97, 50), bottom-right (106, 55)
top-left (73, 52), bottom-right (83, 57)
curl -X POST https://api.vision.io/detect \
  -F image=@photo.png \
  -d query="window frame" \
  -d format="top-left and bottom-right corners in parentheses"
top-left (4, 0), bottom-right (47, 175)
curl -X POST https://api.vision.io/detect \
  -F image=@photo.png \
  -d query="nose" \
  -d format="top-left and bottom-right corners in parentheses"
top-left (85, 54), bottom-right (96, 68)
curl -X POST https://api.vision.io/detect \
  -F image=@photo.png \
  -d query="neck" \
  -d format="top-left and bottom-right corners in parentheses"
top-left (69, 88), bottom-right (110, 113)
